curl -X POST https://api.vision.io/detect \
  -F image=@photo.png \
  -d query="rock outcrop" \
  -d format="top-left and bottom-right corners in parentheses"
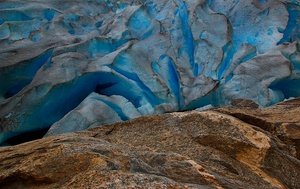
top-left (0, 99), bottom-right (299, 189)
top-left (217, 97), bottom-right (300, 160)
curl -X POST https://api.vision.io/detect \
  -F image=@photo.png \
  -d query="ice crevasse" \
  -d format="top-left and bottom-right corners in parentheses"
top-left (0, 0), bottom-right (300, 144)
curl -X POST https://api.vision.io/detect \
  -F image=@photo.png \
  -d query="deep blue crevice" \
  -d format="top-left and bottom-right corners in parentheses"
top-left (28, 50), bottom-right (53, 75)
top-left (225, 73), bottom-right (233, 83)
top-left (21, 72), bottom-right (120, 133)
top-left (30, 71), bottom-right (147, 134)
top-left (0, 49), bottom-right (53, 99)
top-left (177, 1), bottom-right (196, 76)
top-left (218, 42), bottom-right (236, 80)
top-left (270, 46), bottom-right (300, 100)
top-left (109, 66), bottom-right (161, 107)
top-left (94, 82), bottom-right (117, 93)
top-left (92, 71), bottom-right (143, 108)
top-left (167, 57), bottom-right (183, 108)
top-left (271, 79), bottom-right (300, 99)
top-left (151, 61), bottom-right (160, 73)
top-left (184, 92), bottom-right (213, 110)
top-left (95, 21), bottom-right (104, 28)
top-left (193, 63), bottom-right (198, 77)
top-left (141, 28), bottom-right (154, 39)
top-left (239, 51), bottom-right (257, 64)
top-left (33, 75), bottom-right (99, 129)
top-left (0, 73), bottom-right (104, 145)
top-left (277, 4), bottom-right (300, 44)
top-left (152, 56), bottom-right (183, 109)
top-left (211, 90), bottom-right (222, 107)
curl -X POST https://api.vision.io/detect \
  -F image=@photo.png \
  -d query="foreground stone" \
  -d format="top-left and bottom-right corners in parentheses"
top-left (217, 98), bottom-right (300, 160)
top-left (0, 100), bottom-right (300, 188)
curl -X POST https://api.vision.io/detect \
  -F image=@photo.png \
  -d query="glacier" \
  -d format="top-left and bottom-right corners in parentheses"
top-left (0, 0), bottom-right (300, 144)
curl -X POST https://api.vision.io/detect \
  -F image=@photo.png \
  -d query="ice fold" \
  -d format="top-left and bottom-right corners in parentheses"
top-left (0, 0), bottom-right (300, 144)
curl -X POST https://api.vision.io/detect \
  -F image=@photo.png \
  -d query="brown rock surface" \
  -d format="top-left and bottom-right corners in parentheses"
top-left (216, 98), bottom-right (300, 159)
top-left (0, 99), bottom-right (300, 189)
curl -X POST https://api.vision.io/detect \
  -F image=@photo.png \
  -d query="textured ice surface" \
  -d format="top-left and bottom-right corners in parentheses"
top-left (1, 0), bottom-right (300, 144)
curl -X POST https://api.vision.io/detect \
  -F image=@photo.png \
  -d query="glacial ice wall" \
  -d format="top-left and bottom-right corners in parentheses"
top-left (1, 0), bottom-right (300, 144)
